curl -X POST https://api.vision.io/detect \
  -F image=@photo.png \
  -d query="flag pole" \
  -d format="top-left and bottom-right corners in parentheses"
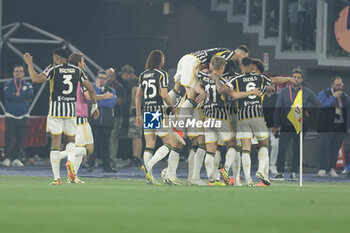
top-left (300, 116), bottom-right (303, 187)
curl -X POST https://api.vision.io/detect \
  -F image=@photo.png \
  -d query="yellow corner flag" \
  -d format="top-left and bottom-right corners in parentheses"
top-left (287, 89), bottom-right (303, 134)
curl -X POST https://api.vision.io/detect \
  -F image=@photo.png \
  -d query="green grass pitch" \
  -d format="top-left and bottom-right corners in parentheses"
top-left (0, 175), bottom-right (348, 233)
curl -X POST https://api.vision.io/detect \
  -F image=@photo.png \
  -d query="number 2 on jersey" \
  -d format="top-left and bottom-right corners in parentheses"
top-left (142, 79), bottom-right (157, 99)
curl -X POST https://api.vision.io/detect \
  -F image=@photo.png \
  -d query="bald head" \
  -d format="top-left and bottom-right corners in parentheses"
top-left (106, 68), bottom-right (116, 84)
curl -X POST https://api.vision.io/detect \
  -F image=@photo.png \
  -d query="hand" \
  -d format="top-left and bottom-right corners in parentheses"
top-left (136, 115), bottom-right (143, 127)
top-left (251, 88), bottom-right (261, 97)
top-left (23, 53), bottom-right (33, 65)
top-left (333, 90), bottom-right (343, 98)
top-left (93, 108), bottom-right (100, 120)
top-left (272, 127), bottom-right (280, 136)
top-left (90, 103), bottom-right (98, 117)
top-left (95, 79), bottom-right (100, 87)
top-left (169, 107), bottom-right (176, 115)
top-left (196, 90), bottom-right (206, 104)
top-left (103, 92), bottom-right (114, 99)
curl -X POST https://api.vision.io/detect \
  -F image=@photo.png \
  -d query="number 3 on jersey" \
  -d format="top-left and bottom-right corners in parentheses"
top-left (142, 79), bottom-right (157, 99)
top-left (63, 74), bottom-right (73, 95)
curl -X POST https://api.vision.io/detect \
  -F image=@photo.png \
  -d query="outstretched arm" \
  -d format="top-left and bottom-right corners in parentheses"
top-left (227, 88), bottom-right (261, 99)
top-left (23, 53), bottom-right (47, 83)
top-left (271, 76), bottom-right (296, 85)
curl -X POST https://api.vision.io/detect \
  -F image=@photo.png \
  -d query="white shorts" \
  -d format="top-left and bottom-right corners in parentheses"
top-left (144, 118), bottom-right (170, 137)
top-left (204, 118), bottom-right (234, 144)
top-left (174, 54), bottom-right (200, 88)
top-left (188, 108), bottom-right (205, 138)
top-left (75, 122), bottom-right (94, 146)
top-left (47, 116), bottom-right (77, 136)
top-left (236, 117), bottom-right (268, 140)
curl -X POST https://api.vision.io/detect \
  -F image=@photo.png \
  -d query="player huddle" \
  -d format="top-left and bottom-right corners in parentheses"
top-left (137, 46), bottom-right (295, 186)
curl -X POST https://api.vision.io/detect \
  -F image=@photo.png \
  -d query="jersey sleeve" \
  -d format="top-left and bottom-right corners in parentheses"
top-left (226, 77), bottom-right (237, 90)
top-left (215, 49), bottom-right (234, 61)
top-left (79, 69), bottom-right (88, 82)
top-left (197, 71), bottom-right (209, 82)
top-left (42, 65), bottom-right (54, 80)
top-left (160, 71), bottom-right (169, 88)
top-left (138, 74), bottom-right (142, 88)
top-left (260, 74), bottom-right (271, 95)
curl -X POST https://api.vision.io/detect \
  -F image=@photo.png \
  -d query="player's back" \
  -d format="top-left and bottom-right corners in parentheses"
top-left (43, 63), bottom-right (87, 117)
top-left (139, 68), bottom-right (169, 113)
top-left (191, 48), bottom-right (234, 65)
top-left (229, 72), bottom-right (271, 120)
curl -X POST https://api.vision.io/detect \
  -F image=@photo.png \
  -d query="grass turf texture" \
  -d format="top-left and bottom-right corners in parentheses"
top-left (0, 176), bottom-right (348, 233)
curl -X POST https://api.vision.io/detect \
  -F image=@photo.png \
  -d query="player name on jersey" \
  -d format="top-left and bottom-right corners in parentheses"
top-left (43, 63), bottom-right (87, 118)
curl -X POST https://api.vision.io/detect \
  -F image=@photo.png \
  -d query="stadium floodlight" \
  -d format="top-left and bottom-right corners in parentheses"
top-left (0, 22), bottom-right (104, 115)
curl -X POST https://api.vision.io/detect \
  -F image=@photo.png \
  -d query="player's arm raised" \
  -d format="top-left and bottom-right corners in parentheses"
top-left (23, 53), bottom-right (47, 83)
top-left (271, 76), bottom-right (296, 85)
top-left (135, 87), bottom-right (143, 126)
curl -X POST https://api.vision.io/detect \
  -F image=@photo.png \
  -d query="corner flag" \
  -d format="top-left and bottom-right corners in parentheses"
top-left (287, 89), bottom-right (303, 134)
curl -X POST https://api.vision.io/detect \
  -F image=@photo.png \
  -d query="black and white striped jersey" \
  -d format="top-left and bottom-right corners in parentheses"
top-left (200, 74), bottom-right (228, 120)
top-left (227, 72), bottom-right (271, 120)
top-left (43, 63), bottom-right (87, 118)
top-left (198, 71), bottom-right (237, 115)
top-left (191, 48), bottom-right (234, 65)
top-left (138, 68), bottom-right (169, 117)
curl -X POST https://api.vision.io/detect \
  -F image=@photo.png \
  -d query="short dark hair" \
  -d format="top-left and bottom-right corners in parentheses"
top-left (97, 70), bottom-right (107, 77)
top-left (145, 50), bottom-right (164, 70)
top-left (331, 76), bottom-right (342, 83)
top-left (241, 57), bottom-right (253, 67)
top-left (68, 52), bottom-right (83, 66)
top-left (210, 55), bottom-right (226, 70)
top-left (53, 48), bottom-right (69, 59)
top-left (13, 64), bottom-right (24, 71)
top-left (291, 68), bottom-right (303, 78)
top-left (236, 45), bottom-right (250, 55)
top-left (252, 58), bottom-right (264, 73)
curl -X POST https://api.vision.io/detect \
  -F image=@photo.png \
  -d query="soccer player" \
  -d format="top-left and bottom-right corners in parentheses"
top-left (172, 46), bottom-right (250, 144)
top-left (197, 56), bottom-right (260, 186)
top-left (23, 49), bottom-right (98, 185)
top-left (136, 50), bottom-right (179, 185)
top-left (55, 53), bottom-right (114, 183)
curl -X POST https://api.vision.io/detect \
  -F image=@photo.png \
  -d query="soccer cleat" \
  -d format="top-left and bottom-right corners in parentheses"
top-left (256, 171), bottom-right (271, 186)
top-left (256, 181), bottom-right (270, 187)
top-left (188, 179), bottom-right (206, 186)
top-left (165, 177), bottom-right (182, 185)
top-left (208, 180), bottom-right (226, 186)
top-left (141, 164), bottom-right (154, 185)
top-left (219, 168), bottom-right (231, 185)
top-left (172, 128), bottom-right (186, 145)
top-left (229, 177), bottom-right (235, 186)
top-left (246, 181), bottom-right (254, 187)
top-left (66, 161), bottom-right (76, 183)
top-left (68, 177), bottom-right (86, 184)
top-left (51, 178), bottom-right (62, 185)
top-left (271, 173), bottom-right (284, 181)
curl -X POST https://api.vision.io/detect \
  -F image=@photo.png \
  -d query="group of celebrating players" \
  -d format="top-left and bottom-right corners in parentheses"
top-left (21, 44), bottom-right (295, 186)
top-left (137, 46), bottom-right (296, 186)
